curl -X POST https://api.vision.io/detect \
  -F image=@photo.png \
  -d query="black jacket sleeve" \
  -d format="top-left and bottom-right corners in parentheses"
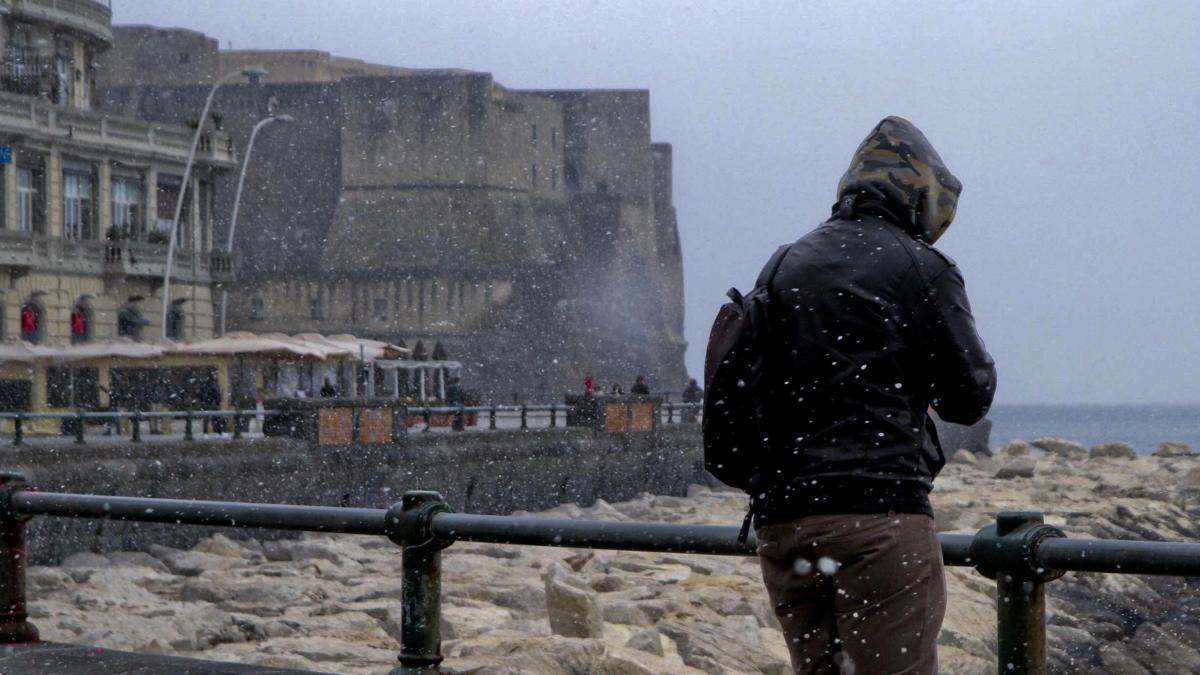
top-left (924, 264), bottom-right (997, 424)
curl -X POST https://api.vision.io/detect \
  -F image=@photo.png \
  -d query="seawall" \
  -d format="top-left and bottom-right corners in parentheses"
top-left (4, 426), bottom-right (706, 563)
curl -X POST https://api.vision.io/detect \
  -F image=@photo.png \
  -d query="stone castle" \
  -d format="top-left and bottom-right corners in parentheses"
top-left (97, 26), bottom-right (686, 399)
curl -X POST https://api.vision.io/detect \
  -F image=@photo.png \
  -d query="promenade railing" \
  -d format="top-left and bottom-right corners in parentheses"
top-left (0, 479), bottom-right (1196, 674)
top-left (0, 401), bottom-right (704, 445)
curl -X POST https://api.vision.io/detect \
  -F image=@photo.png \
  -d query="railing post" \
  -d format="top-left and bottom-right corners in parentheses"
top-left (488, 406), bottom-right (497, 431)
top-left (385, 491), bottom-right (452, 675)
top-left (667, 403), bottom-right (674, 424)
top-left (131, 410), bottom-right (142, 443)
top-left (232, 411), bottom-right (243, 440)
top-left (969, 511), bottom-right (1065, 675)
top-left (550, 405), bottom-right (557, 428)
top-left (520, 405), bottom-right (527, 431)
top-left (11, 416), bottom-right (21, 447)
top-left (184, 410), bottom-right (194, 441)
top-left (74, 411), bottom-right (85, 444)
top-left (422, 408), bottom-right (431, 433)
top-left (452, 405), bottom-right (465, 432)
top-left (0, 472), bottom-right (38, 644)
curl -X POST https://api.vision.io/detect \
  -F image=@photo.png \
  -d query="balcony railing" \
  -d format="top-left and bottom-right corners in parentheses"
top-left (0, 89), bottom-right (237, 167)
top-left (2, 0), bottom-right (114, 45)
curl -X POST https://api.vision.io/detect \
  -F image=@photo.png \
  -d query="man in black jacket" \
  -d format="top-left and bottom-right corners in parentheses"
top-left (754, 116), bottom-right (995, 674)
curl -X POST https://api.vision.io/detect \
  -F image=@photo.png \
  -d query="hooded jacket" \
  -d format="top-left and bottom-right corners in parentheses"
top-left (754, 117), bottom-right (996, 524)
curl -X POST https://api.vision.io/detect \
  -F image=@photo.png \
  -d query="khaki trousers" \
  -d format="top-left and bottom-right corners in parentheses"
top-left (756, 513), bottom-right (946, 674)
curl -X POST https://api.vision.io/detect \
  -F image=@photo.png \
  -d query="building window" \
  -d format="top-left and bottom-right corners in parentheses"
top-left (551, 127), bottom-right (558, 149)
top-left (179, 52), bottom-right (190, 64)
top-left (198, 179), bottom-right (212, 251)
top-left (19, 301), bottom-right (43, 344)
top-left (52, 40), bottom-right (73, 107)
top-left (118, 301), bottom-right (147, 340)
top-left (6, 25), bottom-right (38, 96)
top-left (310, 297), bottom-right (323, 320)
top-left (531, 124), bottom-right (538, 142)
top-left (46, 367), bottom-right (99, 409)
top-left (155, 174), bottom-right (187, 245)
top-left (373, 298), bottom-right (387, 322)
top-left (166, 302), bottom-right (185, 341)
top-left (531, 164), bottom-right (538, 189)
top-left (62, 162), bottom-right (96, 240)
top-left (69, 302), bottom-right (92, 344)
top-left (250, 297), bottom-right (264, 321)
top-left (406, 282), bottom-right (414, 310)
top-left (17, 163), bottom-right (43, 233)
top-left (551, 167), bottom-right (558, 189)
top-left (111, 175), bottom-right (143, 240)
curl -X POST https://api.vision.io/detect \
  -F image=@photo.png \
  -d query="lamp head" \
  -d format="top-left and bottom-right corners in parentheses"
top-left (273, 114), bottom-right (296, 124)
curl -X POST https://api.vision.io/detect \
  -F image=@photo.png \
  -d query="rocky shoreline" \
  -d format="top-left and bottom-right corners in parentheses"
top-left (26, 440), bottom-right (1200, 674)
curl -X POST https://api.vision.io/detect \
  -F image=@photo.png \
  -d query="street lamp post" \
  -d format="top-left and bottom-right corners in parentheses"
top-left (160, 66), bottom-right (268, 340)
top-left (218, 114), bottom-right (295, 335)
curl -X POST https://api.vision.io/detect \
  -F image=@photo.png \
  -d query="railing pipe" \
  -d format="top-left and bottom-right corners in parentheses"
top-left (386, 492), bottom-right (451, 674)
top-left (11, 492), bottom-right (386, 535)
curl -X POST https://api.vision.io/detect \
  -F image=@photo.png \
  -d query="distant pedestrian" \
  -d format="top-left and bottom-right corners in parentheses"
top-left (583, 374), bottom-right (595, 396)
top-left (630, 375), bottom-right (650, 396)
top-left (610, 383), bottom-right (624, 396)
top-left (446, 377), bottom-right (466, 431)
top-left (320, 378), bottom-right (337, 398)
top-left (681, 378), bottom-right (702, 422)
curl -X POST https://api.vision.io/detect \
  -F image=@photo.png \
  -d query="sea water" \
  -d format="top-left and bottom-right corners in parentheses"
top-left (987, 404), bottom-right (1200, 455)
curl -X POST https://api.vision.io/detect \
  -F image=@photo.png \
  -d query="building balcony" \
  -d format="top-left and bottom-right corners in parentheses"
top-left (0, 90), bottom-right (237, 169)
top-left (1, 0), bottom-right (114, 47)
top-left (0, 231), bottom-right (230, 284)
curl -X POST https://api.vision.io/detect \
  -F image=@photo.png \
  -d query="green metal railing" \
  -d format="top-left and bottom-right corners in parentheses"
top-left (6, 479), bottom-right (1181, 672)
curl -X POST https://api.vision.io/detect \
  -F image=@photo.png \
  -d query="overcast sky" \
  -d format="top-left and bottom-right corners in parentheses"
top-left (114, 1), bottom-right (1200, 404)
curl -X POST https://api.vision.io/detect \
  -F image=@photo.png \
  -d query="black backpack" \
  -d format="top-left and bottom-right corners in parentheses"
top-left (702, 244), bottom-right (792, 499)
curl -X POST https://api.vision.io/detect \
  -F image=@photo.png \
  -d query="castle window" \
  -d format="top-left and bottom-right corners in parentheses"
top-left (531, 164), bottom-right (538, 189)
top-left (406, 282), bottom-right (414, 311)
top-left (531, 124), bottom-right (538, 142)
top-left (118, 302), bottom-right (147, 340)
top-left (551, 167), bottom-right (558, 189)
top-left (373, 298), bottom-right (388, 322)
top-left (551, 128), bottom-right (558, 149)
top-left (179, 52), bottom-right (190, 64)
top-left (250, 298), bottom-right (264, 321)
top-left (70, 301), bottom-right (92, 344)
top-left (310, 297), bottom-right (323, 320)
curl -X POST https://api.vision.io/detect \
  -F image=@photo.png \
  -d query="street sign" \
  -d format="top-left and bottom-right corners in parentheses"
top-left (0, 147), bottom-right (11, 165)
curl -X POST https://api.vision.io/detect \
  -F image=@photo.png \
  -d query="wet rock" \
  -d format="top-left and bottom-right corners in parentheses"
top-left (148, 545), bottom-right (243, 577)
top-left (544, 564), bottom-right (604, 639)
top-left (1032, 437), bottom-right (1088, 459)
top-left (60, 552), bottom-right (109, 568)
top-left (192, 534), bottom-right (253, 559)
top-left (995, 457), bottom-right (1037, 479)
top-left (1000, 440), bottom-right (1030, 457)
top-left (106, 552), bottom-right (171, 574)
top-left (658, 618), bottom-right (788, 674)
top-left (1154, 441), bottom-right (1195, 457)
top-left (625, 626), bottom-right (663, 656)
top-left (1089, 442), bottom-right (1138, 460)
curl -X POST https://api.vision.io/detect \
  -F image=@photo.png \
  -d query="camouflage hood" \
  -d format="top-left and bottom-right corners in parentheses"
top-left (836, 116), bottom-right (962, 244)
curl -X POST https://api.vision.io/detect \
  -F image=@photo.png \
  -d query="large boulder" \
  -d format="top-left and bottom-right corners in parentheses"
top-left (148, 545), bottom-right (243, 577)
top-left (1154, 441), bottom-right (1194, 457)
top-left (1089, 442), bottom-right (1137, 460)
top-left (995, 457), bottom-right (1037, 479)
top-left (951, 449), bottom-right (978, 465)
top-left (544, 564), bottom-right (604, 639)
top-left (1032, 437), bottom-right (1089, 459)
top-left (1001, 440), bottom-right (1031, 457)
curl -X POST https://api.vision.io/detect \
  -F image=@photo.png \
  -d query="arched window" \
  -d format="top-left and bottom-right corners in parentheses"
top-left (117, 300), bottom-right (147, 341)
top-left (70, 299), bottom-right (92, 344)
top-left (19, 301), bottom-right (43, 344)
top-left (165, 301), bottom-right (186, 341)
